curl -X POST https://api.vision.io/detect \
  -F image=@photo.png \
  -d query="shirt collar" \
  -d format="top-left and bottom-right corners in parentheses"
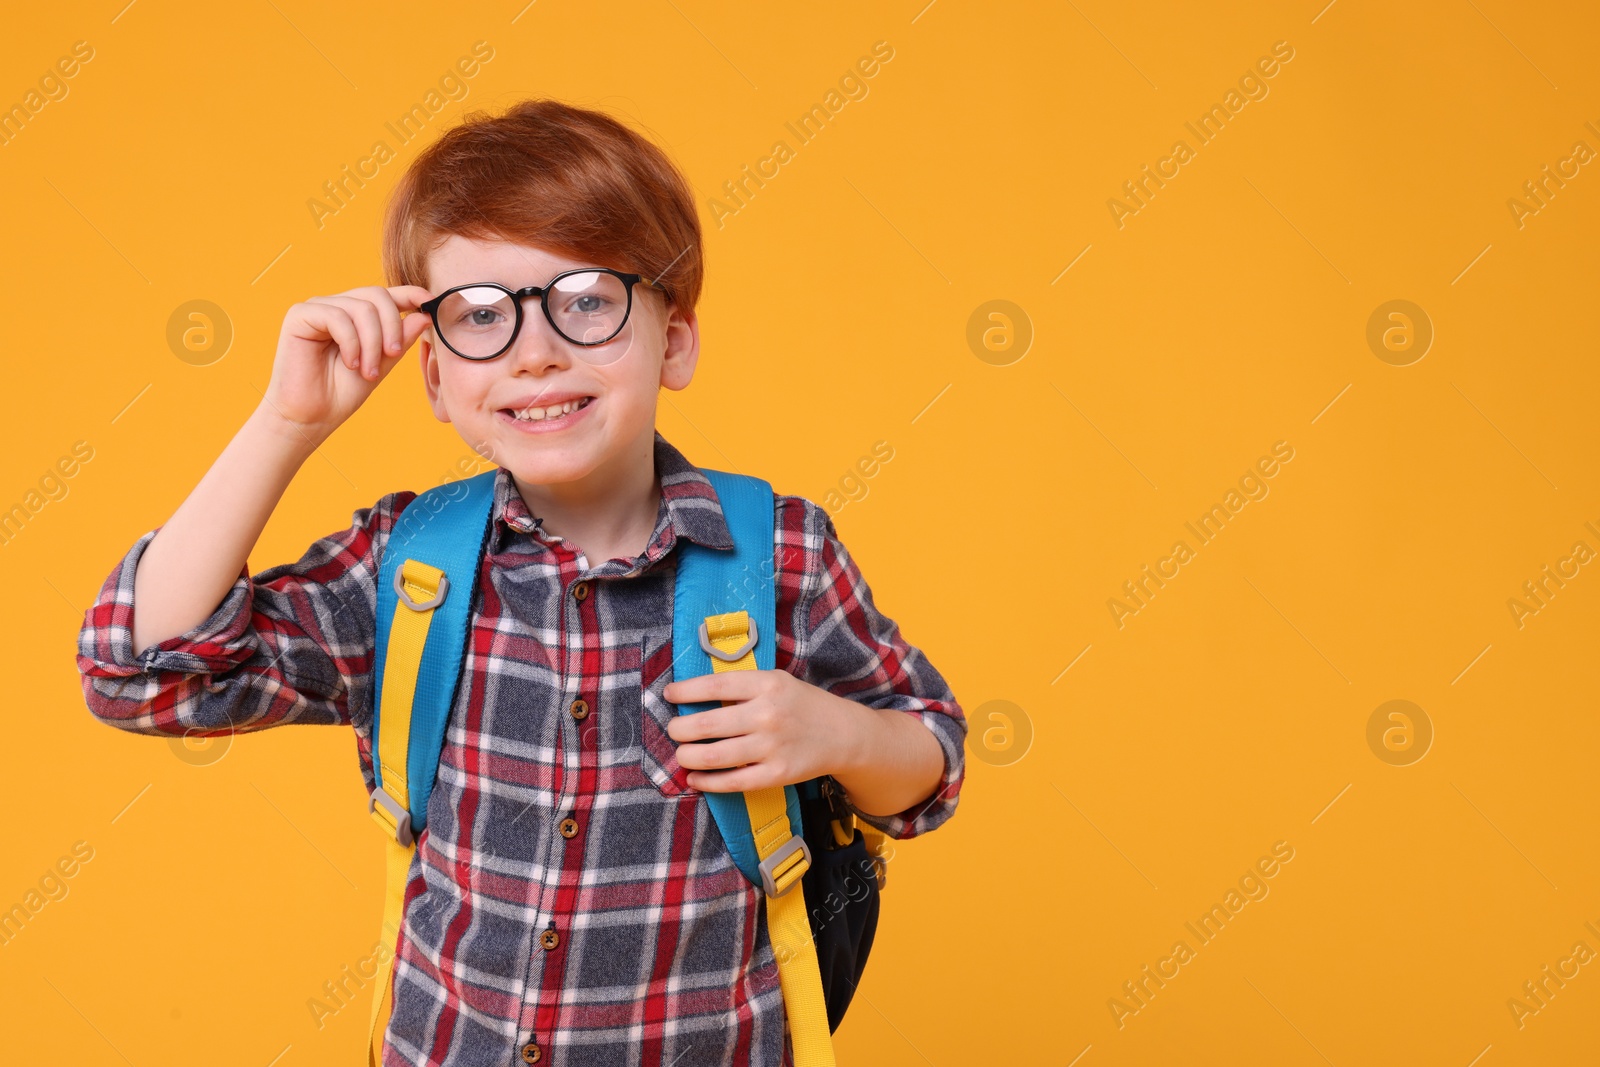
top-left (491, 430), bottom-right (735, 557)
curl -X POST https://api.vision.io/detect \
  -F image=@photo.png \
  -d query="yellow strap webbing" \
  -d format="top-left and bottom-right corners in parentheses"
top-left (703, 611), bottom-right (836, 1067)
top-left (367, 560), bottom-right (445, 1066)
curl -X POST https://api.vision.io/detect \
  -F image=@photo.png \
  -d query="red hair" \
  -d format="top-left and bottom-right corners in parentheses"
top-left (381, 98), bottom-right (703, 315)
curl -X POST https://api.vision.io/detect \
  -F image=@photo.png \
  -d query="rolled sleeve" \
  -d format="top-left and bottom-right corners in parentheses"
top-left (786, 498), bottom-right (967, 840)
top-left (78, 529), bottom-right (260, 680)
top-left (76, 493), bottom-right (411, 757)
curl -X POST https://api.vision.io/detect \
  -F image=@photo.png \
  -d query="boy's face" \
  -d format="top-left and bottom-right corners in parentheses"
top-left (418, 234), bottom-right (698, 486)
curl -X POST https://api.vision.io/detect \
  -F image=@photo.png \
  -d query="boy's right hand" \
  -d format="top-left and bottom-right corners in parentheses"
top-left (259, 285), bottom-right (434, 445)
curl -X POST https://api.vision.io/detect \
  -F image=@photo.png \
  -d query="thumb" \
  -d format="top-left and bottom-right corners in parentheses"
top-left (398, 310), bottom-right (433, 352)
top-left (371, 313), bottom-right (432, 383)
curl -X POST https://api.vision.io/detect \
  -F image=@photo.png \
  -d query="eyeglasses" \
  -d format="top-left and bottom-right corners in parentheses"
top-left (419, 267), bottom-right (665, 363)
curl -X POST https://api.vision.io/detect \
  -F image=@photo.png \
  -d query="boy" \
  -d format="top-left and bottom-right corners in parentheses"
top-left (76, 98), bottom-right (966, 1067)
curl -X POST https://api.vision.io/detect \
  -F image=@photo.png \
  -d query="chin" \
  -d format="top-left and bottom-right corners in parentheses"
top-left (503, 448), bottom-right (603, 486)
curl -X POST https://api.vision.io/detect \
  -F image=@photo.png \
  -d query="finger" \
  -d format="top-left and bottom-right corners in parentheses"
top-left (301, 303), bottom-right (361, 370)
top-left (665, 706), bottom-right (748, 743)
top-left (327, 297), bottom-right (385, 380)
top-left (662, 671), bottom-right (764, 705)
top-left (398, 306), bottom-right (433, 352)
top-left (686, 764), bottom-right (780, 794)
top-left (386, 285), bottom-right (435, 312)
top-left (673, 734), bottom-right (759, 773)
top-left (352, 287), bottom-right (405, 359)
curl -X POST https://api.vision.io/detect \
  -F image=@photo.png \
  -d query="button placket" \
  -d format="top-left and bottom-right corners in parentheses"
top-left (530, 562), bottom-right (579, 1047)
top-left (514, 552), bottom-right (591, 1065)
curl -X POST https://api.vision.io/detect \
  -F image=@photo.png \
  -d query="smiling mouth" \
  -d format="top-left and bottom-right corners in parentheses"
top-left (502, 397), bottom-right (594, 423)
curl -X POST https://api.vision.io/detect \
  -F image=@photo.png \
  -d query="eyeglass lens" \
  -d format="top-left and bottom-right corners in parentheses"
top-left (435, 271), bottom-right (632, 357)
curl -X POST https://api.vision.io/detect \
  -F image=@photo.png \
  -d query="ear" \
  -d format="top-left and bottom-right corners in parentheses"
top-left (659, 302), bottom-right (699, 392)
top-left (418, 330), bottom-right (452, 423)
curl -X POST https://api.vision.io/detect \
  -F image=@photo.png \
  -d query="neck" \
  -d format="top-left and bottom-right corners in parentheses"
top-left (510, 432), bottom-right (662, 566)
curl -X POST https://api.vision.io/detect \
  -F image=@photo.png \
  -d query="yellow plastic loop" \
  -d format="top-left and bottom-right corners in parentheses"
top-left (768, 848), bottom-right (808, 894)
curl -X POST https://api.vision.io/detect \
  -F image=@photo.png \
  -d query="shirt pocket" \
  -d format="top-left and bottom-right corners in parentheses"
top-left (639, 634), bottom-right (699, 797)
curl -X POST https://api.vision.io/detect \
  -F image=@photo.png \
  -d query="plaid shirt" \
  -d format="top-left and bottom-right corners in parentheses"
top-left (77, 431), bottom-right (966, 1067)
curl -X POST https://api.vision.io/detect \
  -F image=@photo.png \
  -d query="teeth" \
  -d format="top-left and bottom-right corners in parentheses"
top-left (511, 398), bottom-right (587, 421)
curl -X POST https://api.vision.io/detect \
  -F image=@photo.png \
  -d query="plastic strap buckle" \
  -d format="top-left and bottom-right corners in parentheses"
top-left (698, 616), bottom-right (759, 662)
top-left (394, 565), bottom-right (448, 612)
top-left (369, 787), bottom-right (415, 848)
top-left (757, 833), bottom-right (811, 897)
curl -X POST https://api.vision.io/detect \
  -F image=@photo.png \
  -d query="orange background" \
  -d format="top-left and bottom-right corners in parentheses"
top-left (4, 2), bottom-right (1599, 1064)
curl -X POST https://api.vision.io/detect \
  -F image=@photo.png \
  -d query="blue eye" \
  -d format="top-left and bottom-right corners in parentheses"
top-left (455, 307), bottom-right (505, 329)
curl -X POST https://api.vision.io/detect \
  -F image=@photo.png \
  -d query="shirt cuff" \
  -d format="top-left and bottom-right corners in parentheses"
top-left (841, 704), bottom-right (967, 841)
top-left (76, 527), bottom-right (260, 679)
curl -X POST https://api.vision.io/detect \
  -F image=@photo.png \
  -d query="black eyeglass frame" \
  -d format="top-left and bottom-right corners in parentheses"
top-left (418, 267), bottom-right (666, 359)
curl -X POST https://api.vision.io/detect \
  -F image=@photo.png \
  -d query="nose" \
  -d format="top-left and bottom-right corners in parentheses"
top-left (506, 304), bottom-right (573, 374)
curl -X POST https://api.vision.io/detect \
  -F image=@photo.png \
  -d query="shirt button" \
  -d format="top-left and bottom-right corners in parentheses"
top-left (540, 928), bottom-right (560, 950)
top-left (569, 698), bottom-right (590, 720)
top-left (559, 817), bottom-right (579, 839)
top-left (520, 1042), bottom-right (542, 1063)
top-left (573, 580), bottom-right (590, 601)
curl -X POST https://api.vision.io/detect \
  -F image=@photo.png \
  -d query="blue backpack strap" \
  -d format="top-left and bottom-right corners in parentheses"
top-left (372, 469), bottom-right (499, 838)
top-left (672, 468), bottom-right (802, 887)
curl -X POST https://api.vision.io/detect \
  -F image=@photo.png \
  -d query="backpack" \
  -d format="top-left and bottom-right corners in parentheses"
top-left (362, 467), bottom-right (889, 1067)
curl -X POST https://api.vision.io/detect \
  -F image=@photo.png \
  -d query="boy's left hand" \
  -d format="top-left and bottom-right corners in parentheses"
top-left (661, 670), bottom-right (857, 792)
